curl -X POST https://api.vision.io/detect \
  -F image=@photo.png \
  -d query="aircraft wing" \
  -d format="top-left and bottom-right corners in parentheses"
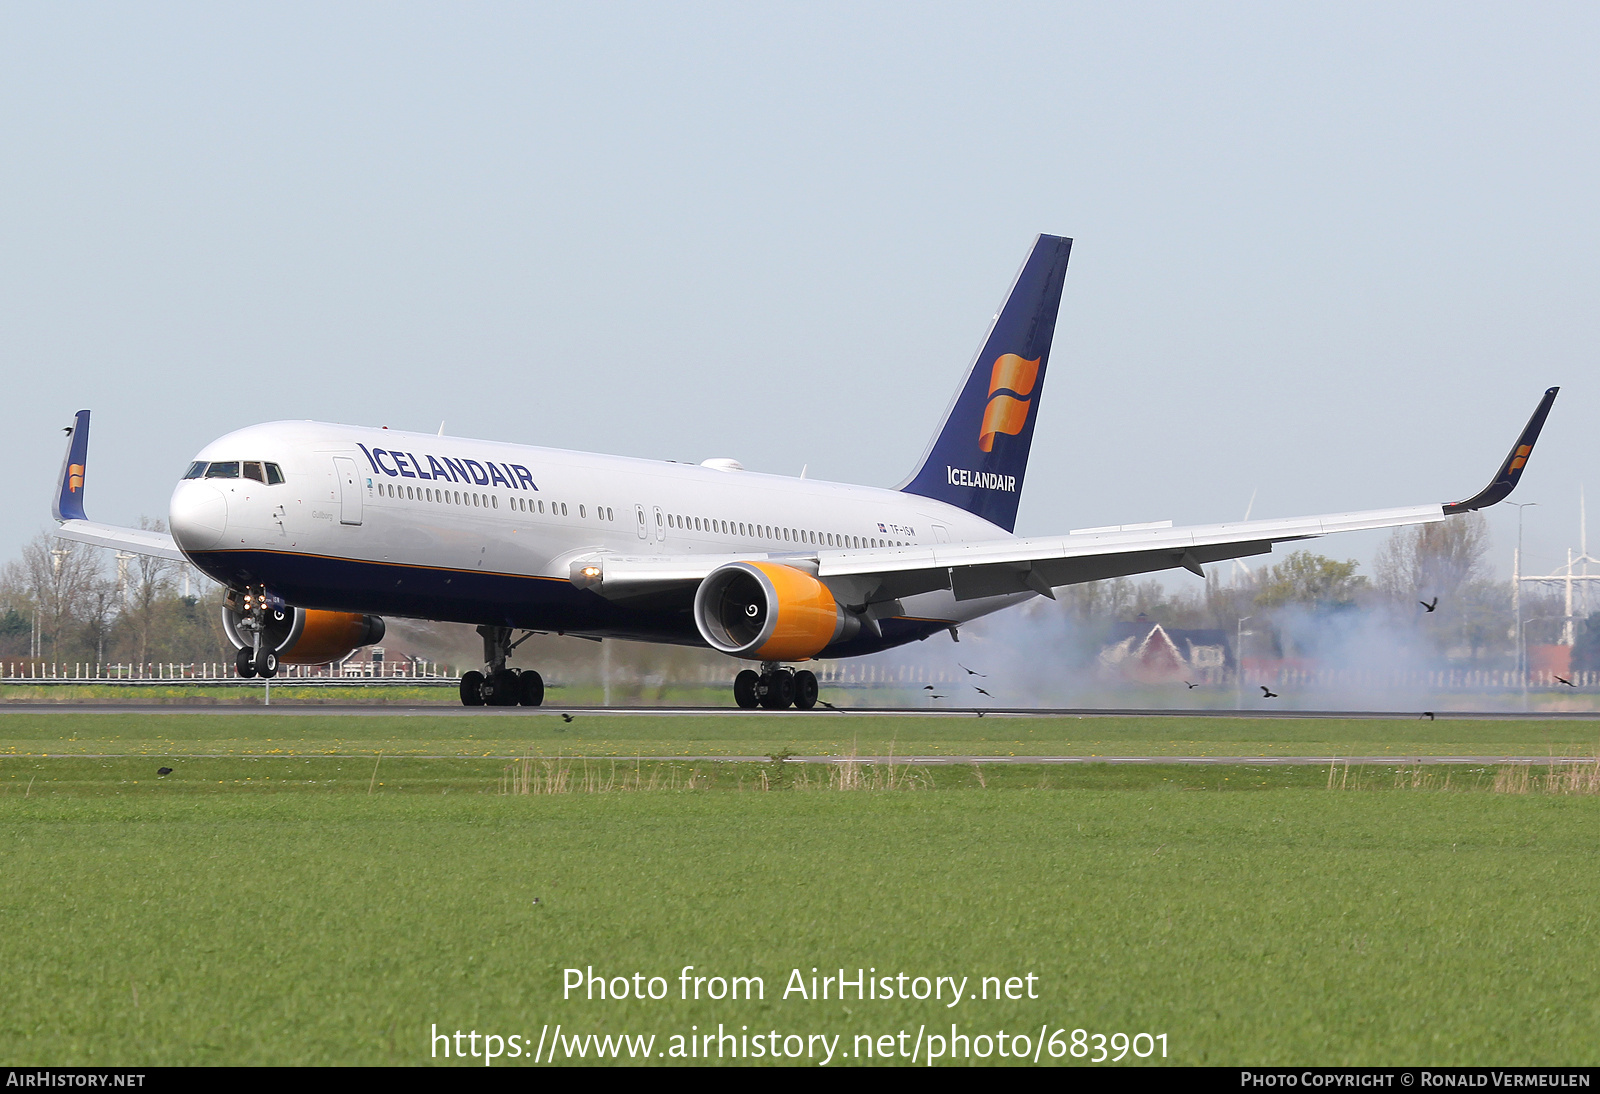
top-left (54, 518), bottom-right (184, 562)
top-left (576, 386), bottom-right (1559, 605)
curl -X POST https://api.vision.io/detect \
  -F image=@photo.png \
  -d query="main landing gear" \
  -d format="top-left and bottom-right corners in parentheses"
top-left (733, 665), bottom-right (819, 710)
top-left (460, 624), bottom-right (544, 707)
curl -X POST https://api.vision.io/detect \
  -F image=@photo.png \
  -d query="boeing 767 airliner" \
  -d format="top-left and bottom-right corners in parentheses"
top-left (50, 235), bottom-right (1558, 708)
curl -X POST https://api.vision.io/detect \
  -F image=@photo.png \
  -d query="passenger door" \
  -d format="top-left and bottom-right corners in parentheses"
top-left (334, 457), bottom-right (363, 526)
top-left (635, 504), bottom-right (649, 540)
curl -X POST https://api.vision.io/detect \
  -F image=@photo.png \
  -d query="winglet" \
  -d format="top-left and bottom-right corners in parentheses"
top-left (52, 410), bottom-right (91, 522)
top-left (1443, 387), bottom-right (1558, 514)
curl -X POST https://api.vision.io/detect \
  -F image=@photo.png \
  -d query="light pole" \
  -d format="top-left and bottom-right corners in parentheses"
top-left (1235, 615), bottom-right (1252, 709)
top-left (1511, 502), bottom-right (1538, 709)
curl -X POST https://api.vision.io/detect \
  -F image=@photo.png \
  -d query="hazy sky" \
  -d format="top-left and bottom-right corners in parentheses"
top-left (2, 3), bottom-right (1595, 591)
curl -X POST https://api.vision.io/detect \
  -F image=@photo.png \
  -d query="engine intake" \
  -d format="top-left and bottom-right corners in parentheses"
top-left (223, 603), bottom-right (386, 665)
top-left (693, 562), bottom-right (857, 661)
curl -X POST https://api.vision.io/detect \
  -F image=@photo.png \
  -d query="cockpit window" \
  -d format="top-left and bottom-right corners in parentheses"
top-left (265, 463), bottom-right (285, 485)
top-left (184, 461), bottom-right (207, 479)
top-left (205, 461), bottom-right (240, 479)
top-left (243, 461), bottom-right (266, 483)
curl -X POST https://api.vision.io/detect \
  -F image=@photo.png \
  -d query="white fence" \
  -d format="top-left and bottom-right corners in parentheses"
top-left (1269, 667), bottom-right (1599, 691)
top-left (1, 660), bottom-right (454, 684)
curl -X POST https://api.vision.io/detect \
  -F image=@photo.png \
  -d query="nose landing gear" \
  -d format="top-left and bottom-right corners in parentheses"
top-left (733, 665), bottom-right (819, 710)
top-left (230, 586), bottom-right (281, 678)
top-left (460, 625), bottom-right (544, 707)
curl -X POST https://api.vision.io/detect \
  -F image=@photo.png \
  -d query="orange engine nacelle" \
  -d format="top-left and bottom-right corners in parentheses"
top-left (693, 562), bottom-right (858, 661)
top-left (223, 605), bottom-right (386, 665)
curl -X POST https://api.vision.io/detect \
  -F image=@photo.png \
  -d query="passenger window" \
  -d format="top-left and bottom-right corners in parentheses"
top-left (184, 461), bottom-right (207, 479)
top-left (580, 505), bottom-right (586, 519)
top-left (243, 461), bottom-right (266, 483)
top-left (265, 463), bottom-right (285, 485)
top-left (493, 496), bottom-right (498, 508)
top-left (205, 461), bottom-right (240, 479)
top-left (407, 486), bottom-right (414, 500)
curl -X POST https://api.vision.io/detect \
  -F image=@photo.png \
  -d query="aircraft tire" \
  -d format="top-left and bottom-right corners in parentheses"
top-left (760, 670), bottom-right (794, 710)
top-left (486, 668), bottom-right (520, 706)
top-left (518, 670), bottom-right (545, 707)
top-left (236, 647), bottom-right (257, 679)
top-left (792, 670), bottom-right (818, 710)
top-left (733, 669), bottom-right (760, 709)
top-left (460, 670), bottom-right (486, 706)
top-left (254, 647), bottom-right (278, 678)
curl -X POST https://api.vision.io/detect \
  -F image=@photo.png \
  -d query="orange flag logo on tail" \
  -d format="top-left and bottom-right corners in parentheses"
top-left (68, 464), bottom-right (84, 493)
top-left (978, 354), bottom-right (1040, 452)
top-left (1509, 444), bottom-right (1532, 472)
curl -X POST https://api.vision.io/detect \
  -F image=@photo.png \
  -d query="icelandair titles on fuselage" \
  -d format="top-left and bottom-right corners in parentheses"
top-left (357, 443), bottom-right (539, 491)
top-left (945, 465), bottom-right (1017, 492)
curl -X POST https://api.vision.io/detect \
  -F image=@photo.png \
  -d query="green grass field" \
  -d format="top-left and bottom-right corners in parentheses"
top-left (3, 712), bottom-right (1600, 1066)
top-left (0, 709), bottom-right (1597, 760)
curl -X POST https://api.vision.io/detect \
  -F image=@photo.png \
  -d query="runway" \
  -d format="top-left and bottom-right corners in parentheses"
top-left (2, 703), bottom-right (1598, 719)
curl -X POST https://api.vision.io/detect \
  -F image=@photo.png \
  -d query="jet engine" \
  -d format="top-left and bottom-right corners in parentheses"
top-left (693, 561), bottom-right (858, 661)
top-left (223, 594), bottom-right (386, 666)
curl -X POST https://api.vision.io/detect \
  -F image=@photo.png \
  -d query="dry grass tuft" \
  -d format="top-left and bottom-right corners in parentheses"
top-left (1324, 758), bottom-right (1600, 795)
top-left (499, 755), bottom-right (706, 795)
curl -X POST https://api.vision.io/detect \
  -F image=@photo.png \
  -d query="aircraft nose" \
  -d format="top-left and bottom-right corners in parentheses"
top-left (169, 481), bottom-right (228, 551)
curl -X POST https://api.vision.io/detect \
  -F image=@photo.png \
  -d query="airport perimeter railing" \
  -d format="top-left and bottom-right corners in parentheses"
top-left (4, 660), bottom-right (1593, 692)
top-left (1266, 666), bottom-right (1599, 691)
top-left (0, 660), bottom-right (965, 690)
top-left (0, 661), bottom-right (458, 686)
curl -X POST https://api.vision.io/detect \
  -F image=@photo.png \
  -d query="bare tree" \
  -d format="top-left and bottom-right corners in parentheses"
top-left (1375, 513), bottom-right (1490, 606)
top-left (21, 534), bottom-right (103, 661)
top-left (124, 517), bottom-right (175, 667)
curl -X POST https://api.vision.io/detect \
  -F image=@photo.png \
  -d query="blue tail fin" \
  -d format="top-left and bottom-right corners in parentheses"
top-left (53, 410), bottom-right (91, 522)
top-left (898, 234), bottom-right (1072, 531)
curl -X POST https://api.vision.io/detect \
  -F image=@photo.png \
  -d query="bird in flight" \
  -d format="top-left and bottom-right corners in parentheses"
top-left (1184, 681), bottom-right (1200, 690)
top-left (923, 685), bottom-right (936, 691)
top-left (1420, 711), bottom-right (1435, 721)
top-left (817, 700), bottom-right (845, 713)
top-left (1420, 597), bottom-right (1439, 613)
top-left (560, 712), bottom-right (574, 723)
top-left (974, 687), bottom-right (993, 698)
top-left (156, 767), bottom-right (173, 776)
top-left (1260, 686), bottom-right (1279, 699)
top-left (1555, 676), bottom-right (1577, 688)
top-left (959, 665), bottom-right (988, 678)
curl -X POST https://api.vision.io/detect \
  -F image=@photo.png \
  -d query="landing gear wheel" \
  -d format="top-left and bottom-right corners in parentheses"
top-left (733, 670), bottom-right (760, 709)
top-left (792, 670), bottom-right (818, 710)
top-left (236, 647), bottom-right (258, 679)
top-left (460, 670), bottom-right (486, 706)
top-left (254, 647), bottom-right (278, 679)
top-left (484, 668), bottom-right (520, 706)
top-left (759, 670), bottom-right (795, 710)
top-left (518, 670), bottom-right (545, 707)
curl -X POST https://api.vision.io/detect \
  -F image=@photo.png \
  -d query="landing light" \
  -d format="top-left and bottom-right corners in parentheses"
top-left (581, 566), bottom-right (601, 579)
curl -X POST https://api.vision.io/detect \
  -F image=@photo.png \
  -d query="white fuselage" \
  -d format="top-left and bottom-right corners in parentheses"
top-left (168, 421), bottom-right (1030, 652)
